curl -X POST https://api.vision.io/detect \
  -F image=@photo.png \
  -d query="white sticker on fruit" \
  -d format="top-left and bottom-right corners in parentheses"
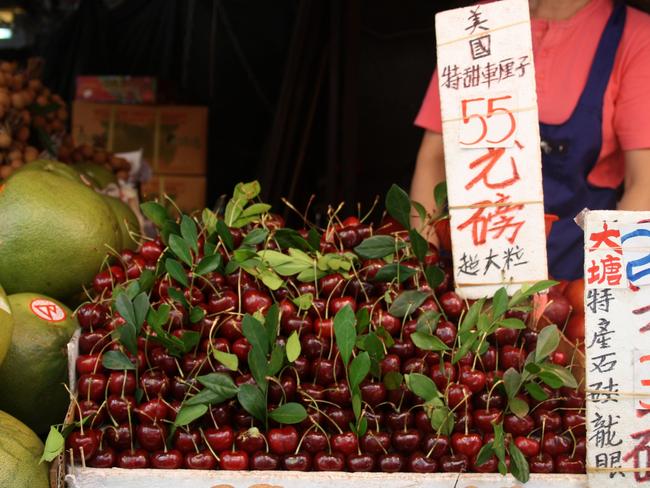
top-left (30, 298), bottom-right (66, 323)
top-left (436, 0), bottom-right (547, 299)
top-left (584, 210), bottom-right (650, 487)
top-left (0, 296), bottom-right (9, 314)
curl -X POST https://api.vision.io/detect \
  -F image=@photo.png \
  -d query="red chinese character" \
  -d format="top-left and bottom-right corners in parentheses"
top-left (586, 254), bottom-right (622, 286)
top-left (457, 193), bottom-right (525, 246)
top-left (623, 429), bottom-right (650, 482)
top-left (465, 146), bottom-right (521, 191)
top-left (589, 222), bottom-right (622, 254)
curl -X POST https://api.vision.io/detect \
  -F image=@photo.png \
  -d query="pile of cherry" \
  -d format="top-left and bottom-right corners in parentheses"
top-left (63, 186), bottom-right (586, 478)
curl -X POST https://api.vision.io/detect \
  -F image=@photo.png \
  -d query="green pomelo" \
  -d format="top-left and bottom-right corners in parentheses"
top-left (0, 169), bottom-right (121, 300)
top-left (16, 159), bottom-right (84, 183)
top-left (0, 284), bottom-right (13, 368)
top-left (102, 195), bottom-right (140, 251)
top-left (73, 161), bottom-right (117, 189)
top-left (0, 293), bottom-right (77, 436)
top-left (0, 410), bottom-right (49, 488)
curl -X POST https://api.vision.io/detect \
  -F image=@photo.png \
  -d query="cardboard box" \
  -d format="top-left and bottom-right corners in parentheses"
top-left (72, 102), bottom-right (208, 175)
top-left (140, 174), bottom-right (206, 213)
top-left (76, 76), bottom-right (157, 104)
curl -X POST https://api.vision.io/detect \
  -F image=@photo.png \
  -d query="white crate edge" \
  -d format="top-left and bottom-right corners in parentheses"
top-left (65, 467), bottom-right (586, 488)
top-left (62, 335), bottom-right (587, 487)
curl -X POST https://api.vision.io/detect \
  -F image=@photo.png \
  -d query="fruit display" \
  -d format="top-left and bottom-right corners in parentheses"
top-left (0, 161), bottom-right (140, 301)
top-left (0, 284), bottom-right (13, 368)
top-left (0, 410), bottom-right (50, 487)
top-left (57, 138), bottom-right (132, 184)
top-left (47, 181), bottom-right (585, 481)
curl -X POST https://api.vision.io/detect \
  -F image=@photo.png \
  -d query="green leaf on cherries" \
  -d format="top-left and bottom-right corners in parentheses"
top-left (189, 306), bottom-right (206, 324)
top-left (535, 324), bottom-right (560, 362)
top-left (237, 384), bottom-right (267, 422)
top-left (180, 330), bottom-right (200, 352)
top-left (524, 362), bottom-right (541, 374)
top-left (429, 406), bottom-right (453, 436)
top-left (242, 314), bottom-right (269, 356)
top-left (412, 200), bottom-right (427, 225)
top-left (195, 254), bottom-right (222, 276)
top-left (147, 303), bottom-right (170, 329)
top-left (242, 228), bottom-right (269, 247)
top-left (216, 220), bottom-right (234, 251)
top-left (185, 388), bottom-right (223, 406)
top-left (174, 404), bottom-right (207, 429)
top-left (356, 308), bottom-right (370, 334)
top-left (389, 290), bottom-right (428, 318)
top-left (408, 228), bottom-right (429, 262)
top-left (503, 368), bottom-right (522, 399)
top-left (138, 269), bottom-right (155, 292)
top-left (416, 311), bottom-right (441, 334)
top-left (265, 304), bottom-right (281, 349)
top-left (492, 287), bottom-right (508, 320)
top-left (351, 392), bottom-right (362, 420)
top-left (492, 421), bottom-right (506, 465)
top-left (247, 348), bottom-right (268, 391)
top-left (114, 292), bottom-right (136, 327)
top-left (169, 234), bottom-right (193, 267)
top-left (214, 350), bottom-right (239, 371)
top-left (354, 235), bottom-right (405, 259)
top-left (424, 265), bottom-right (445, 289)
top-left (508, 397), bottom-right (530, 418)
top-left (410, 331), bottom-right (449, 351)
top-left (140, 201), bottom-right (168, 228)
top-left (165, 258), bottom-right (189, 288)
top-left (524, 382), bottom-right (548, 402)
top-left (114, 323), bottom-right (137, 356)
top-left (498, 317), bottom-right (527, 329)
top-left (452, 330), bottom-right (478, 365)
top-left (273, 228), bottom-right (316, 252)
top-left (102, 350), bottom-right (136, 370)
top-left (349, 352), bottom-right (371, 390)
top-left (405, 373), bottom-right (439, 402)
top-left (268, 402), bottom-right (308, 424)
top-left (459, 298), bottom-right (484, 334)
top-left (202, 208), bottom-right (218, 235)
top-left (180, 215), bottom-right (199, 253)
top-left (538, 371), bottom-right (563, 389)
top-left (40, 426), bottom-right (64, 463)
top-left (286, 331), bottom-right (301, 362)
top-left (509, 442), bottom-right (531, 483)
top-left (474, 441), bottom-right (495, 467)
top-left (268, 344), bottom-right (285, 377)
top-left (334, 305), bottom-right (357, 368)
top-left (167, 287), bottom-right (189, 309)
top-left (373, 263), bottom-right (417, 283)
top-left (383, 371), bottom-right (403, 390)
top-left (197, 373), bottom-right (239, 398)
top-left (541, 363), bottom-right (578, 389)
top-left (434, 181), bottom-right (448, 211)
top-left (292, 293), bottom-right (313, 311)
top-left (132, 292), bottom-right (149, 331)
top-left (356, 415), bottom-right (368, 437)
top-left (356, 332), bottom-right (384, 360)
top-left (386, 184), bottom-right (412, 230)
top-left (509, 280), bottom-right (558, 307)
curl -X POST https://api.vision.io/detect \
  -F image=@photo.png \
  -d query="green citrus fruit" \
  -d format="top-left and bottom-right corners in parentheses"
top-left (0, 283), bottom-right (13, 368)
top-left (17, 159), bottom-right (84, 183)
top-left (102, 194), bottom-right (140, 251)
top-left (0, 410), bottom-right (49, 488)
top-left (0, 293), bottom-right (77, 436)
top-left (0, 168), bottom-right (121, 300)
top-left (73, 161), bottom-right (118, 189)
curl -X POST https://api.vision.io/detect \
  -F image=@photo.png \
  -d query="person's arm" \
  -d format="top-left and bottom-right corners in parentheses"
top-left (410, 130), bottom-right (446, 242)
top-left (618, 149), bottom-right (650, 210)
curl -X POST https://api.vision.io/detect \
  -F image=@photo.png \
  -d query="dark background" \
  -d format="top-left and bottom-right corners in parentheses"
top-left (5, 0), bottom-right (650, 224)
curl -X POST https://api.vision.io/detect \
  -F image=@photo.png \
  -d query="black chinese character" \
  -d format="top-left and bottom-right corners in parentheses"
top-left (588, 377), bottom-right (620, 403)
top-left (465, 7), bottom-right (489, 34)
top-left (590, 413), bottom-right (623, 448)
top-left (517, 56), bottom-right (530, 77)
top-left (587, 317), bottom-right (614, 350)
top-left (441, 65), bottom-right (461, 90)
top-left (469, 35), bottom-right (491, 60)
top-left (499, 58), bottom-right (516, 81)
top-left (481, 61), bottom-right (499, 87)
top-left (502, 245), bottom-right (528, 270)
top-left (595, 451), bottom-right (625, 479)
top-left (591, 353), bottom-right (617, 374)
top-left (459, 252), bottom-right (480, 276)
top-left (483, 248), bottom-right (500, 275)
top-left (587, 288), bottom-right (614, 314)
top-left (463, 65), bottom-right (481, 88)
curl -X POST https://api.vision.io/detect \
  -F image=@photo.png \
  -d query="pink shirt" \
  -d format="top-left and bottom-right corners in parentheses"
top-left (415, 0), bottom-right (650, 188)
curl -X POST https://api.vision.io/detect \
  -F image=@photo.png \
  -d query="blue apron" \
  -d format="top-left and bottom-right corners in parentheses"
top-left (541, 1), bottom-right (626, 280)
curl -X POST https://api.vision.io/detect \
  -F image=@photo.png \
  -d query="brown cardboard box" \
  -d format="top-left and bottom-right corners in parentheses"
top-left (76, 76), bottom-right (157, 104)
top-left (141, 174), bottom-right (207, 213)
top-left (72, 101), bottom-right (208, 175)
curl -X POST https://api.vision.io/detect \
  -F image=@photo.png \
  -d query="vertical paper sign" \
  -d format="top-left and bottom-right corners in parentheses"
top-left (435, 0), bottom-right (547, 299)
top-left (585, 210), bottom-right (650, 486)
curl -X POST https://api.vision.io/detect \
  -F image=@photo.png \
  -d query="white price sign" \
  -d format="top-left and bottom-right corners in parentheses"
top-left (584, 210), bottom-right (650, 486)
top-left (435, 0), bottom-right (547, 299)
